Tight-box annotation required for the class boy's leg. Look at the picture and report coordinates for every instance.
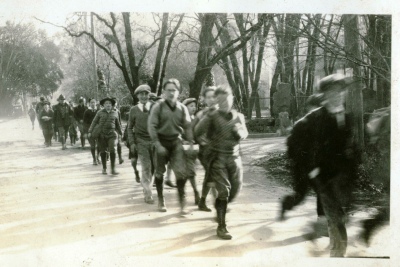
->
[137,139,154,204]
[154,142,169,212]
[169,140,188,214]
[227,155,243,203]
[108,136,118,175]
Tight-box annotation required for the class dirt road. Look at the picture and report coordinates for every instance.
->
[0,117,390,266]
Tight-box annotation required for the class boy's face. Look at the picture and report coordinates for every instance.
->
[186,102,197,116]
[204,91,215,107]
[216,93,233,113]
[103,100,112,111]
[324,84,345,108]
[90,99,96,109]
[163,84,180,103]
[138,92,149,104]
[44,104,49,111]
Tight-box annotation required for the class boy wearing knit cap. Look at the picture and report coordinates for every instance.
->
[195,85,248,240]
[127,84,155,204]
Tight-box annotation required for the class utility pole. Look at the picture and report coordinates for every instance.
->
[90,12,98,100]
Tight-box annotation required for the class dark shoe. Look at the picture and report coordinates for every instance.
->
[102,169,107,175]
[158,198,167,212]
[217,225,232,240]
[194,191,200,205]
[111,168,119,175]
[198,197,212,212]
[135,171,141,183]
[165,180,176,188]
[93,160,98,166]
[119,158,124,164]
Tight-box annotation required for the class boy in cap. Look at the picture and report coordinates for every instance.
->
[280,74,360,257]
[112,97,124,164]
[182,97,200,205]
[35,96,46,129]
[195,85,248,240]
[74,97,88,148]
[84,98,100,165]
[89,97,123,175]
[127,85,155,204]
[148,78,194,214]
[53,94,73,150]
[39,101,54,147]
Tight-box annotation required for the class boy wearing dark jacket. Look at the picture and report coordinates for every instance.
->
[194,85,248,240]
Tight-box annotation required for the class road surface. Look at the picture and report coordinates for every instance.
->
[0,116,390,266]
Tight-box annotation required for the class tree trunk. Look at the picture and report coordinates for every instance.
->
[343,14,364,149]
[151,13,169,93]
[158,14,184,95]
[122,12,138,97]
[189,14,216,98]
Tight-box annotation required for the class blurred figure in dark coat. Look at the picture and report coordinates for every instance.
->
[280,74,361,257]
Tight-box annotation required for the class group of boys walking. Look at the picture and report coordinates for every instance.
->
[125,78,248,240]
[29,73,384,256]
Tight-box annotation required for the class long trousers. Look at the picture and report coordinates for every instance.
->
[58,125,70,145]
[136,138,154,199]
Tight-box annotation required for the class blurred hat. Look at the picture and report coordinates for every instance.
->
[182,98,197,106]
[100,97,116,106]
[318,74,353,93]
[57,94,66,101]
[39,96,45,101]
[135,84,151,95]
[78,97,85,103]
[306,94,323,107]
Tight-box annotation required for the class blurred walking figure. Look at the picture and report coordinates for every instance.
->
[112,97,124,165]
[280,74,360,257]
[182,98,200,205]
[127,85,155,204]
[280,93,327,237]
[89,97,122,175]
[74,97,88,148]
[39,101,54,147]
[193,86,217,212]
[35,96,46,129]
[195,85,248,240]
[148,78,194,214]
[53,94,73,150]
[83,98,100,165]
[28,104,36,130]
[360,106,390,245]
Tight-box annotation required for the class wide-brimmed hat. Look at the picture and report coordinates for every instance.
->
[57,94,66,101]
[318,74,353,93]
[182,98,197,106]
[100,97,116,106]
[135,84,151,95]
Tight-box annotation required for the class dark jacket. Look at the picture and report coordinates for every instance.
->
[39,109,54,131]
[83,108,98,133]
[53,103,73,128]
[74,105,87,122]
[194,109,248,156]
[89,108,122,138]
[287,106,360,188]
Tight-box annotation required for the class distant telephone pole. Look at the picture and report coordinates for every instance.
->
[90,12,98,100]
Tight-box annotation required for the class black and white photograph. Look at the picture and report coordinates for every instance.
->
[0,0,397,266]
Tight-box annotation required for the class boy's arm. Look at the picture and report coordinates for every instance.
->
[127,107,136,144]
[148,102,161,144]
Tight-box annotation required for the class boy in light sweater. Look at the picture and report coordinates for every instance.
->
[148,78,194,214]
